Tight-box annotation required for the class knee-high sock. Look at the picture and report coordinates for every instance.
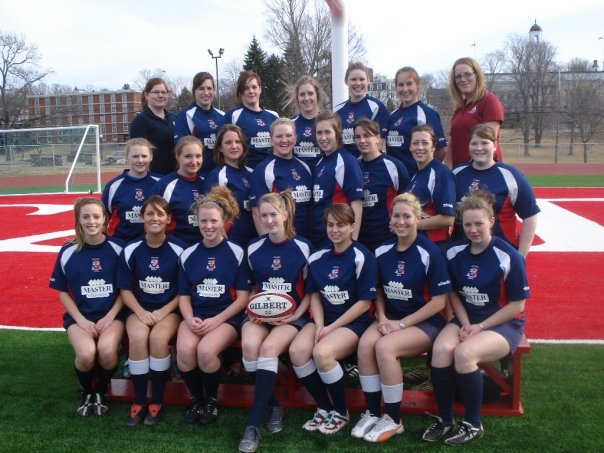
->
[129,358,150,405]
[293,359,332,412]
[359,374,382,416]
[200,369,222,401]
[431,365,456,424]
[149,355,171,405]
[75,366,95,394]
[180,368,203,401]
[96,365,117,394]
[456,369,483,428]
[319,363,346,415]
[247,357,279,427]
[382,382,403,424]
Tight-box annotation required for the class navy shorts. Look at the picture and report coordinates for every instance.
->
[63,309,126,330]
[386,313,444,343]
[242,313,310,331]
[326,314,372,339]
[451,317,525,353]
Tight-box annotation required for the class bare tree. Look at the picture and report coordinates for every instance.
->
[0,32,53,128]
[482,49,506,91]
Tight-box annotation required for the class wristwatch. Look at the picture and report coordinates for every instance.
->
[399,319,406,330]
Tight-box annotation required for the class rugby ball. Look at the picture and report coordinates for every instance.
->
[246,292,297,320]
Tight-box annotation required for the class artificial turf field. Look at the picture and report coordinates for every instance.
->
[0,179,603,452]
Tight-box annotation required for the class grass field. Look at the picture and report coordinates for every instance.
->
[526,175,604,187]
[1,330,601,452]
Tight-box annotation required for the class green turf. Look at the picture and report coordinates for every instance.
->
[0,186,96,195]
[526,175,604,187]
[0,330,602,452]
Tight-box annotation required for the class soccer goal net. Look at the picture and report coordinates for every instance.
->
[0,125,103,195]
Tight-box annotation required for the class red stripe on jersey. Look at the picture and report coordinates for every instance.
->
[498,197,519,247]
[107,206,120,236]
[332,184,349,205]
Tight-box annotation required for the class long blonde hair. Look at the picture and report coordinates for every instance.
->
[448,57,487,109]
[71,197,108,251]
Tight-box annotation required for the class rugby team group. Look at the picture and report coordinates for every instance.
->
[49,57,540,451]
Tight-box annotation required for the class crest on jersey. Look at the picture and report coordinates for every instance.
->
[363,171,370,185]
[243,177,250,188]
[208,119,218,129]
[149,256,160,271]
[206,258,216,271]
[469,179,481,192]
[271,256,282,271]
[347,112,355,124]
[328,266,340,280]
[317,166,325,178]
[135,189,144,201]
[395,261,405,277]
[256,119,266,127]
[193,190,199,201]
[91,258,102,272]
[303,127,312,138]
[394,117,403,127]
[291,168,301,181]
[467,265,479,280]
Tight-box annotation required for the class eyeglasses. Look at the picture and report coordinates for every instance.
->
[454,72,475,81]
[148,90,170,95]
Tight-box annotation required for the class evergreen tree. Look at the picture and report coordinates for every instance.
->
[242,36,284,114]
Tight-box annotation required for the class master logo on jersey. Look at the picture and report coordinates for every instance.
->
[252,131,271,148]
[466,265,479,280]
[139,276,170,294]
[81,278,113,298]
[206,257,216,271]
[312,184,324,202]
[271,256,282,271]
[91,258,102,272]
[261,276,292,293]
[148,256,160,271]
[383,281,412,301]
[363,189,377,208]
[460,286,488,306]
[321,285,349,305]
[395,261,405,277]
[196,278,226,298]
[135,188,145,201]
[387,131,404,147]
[328,266,340,280]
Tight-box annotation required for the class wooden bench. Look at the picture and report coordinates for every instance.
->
[109,337,530,416]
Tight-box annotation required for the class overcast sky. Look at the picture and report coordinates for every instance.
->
[2,0,603,90]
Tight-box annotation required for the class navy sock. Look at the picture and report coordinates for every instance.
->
[247,369,278,427]
[300,371,332,411]
[431,365,456,424]
[131,372,149,405]
[75,366,95,394]
[364,391,382,417]
[325,376,347,415]
[384,402,401,423]
[200,369,222,401]
[96,366,117,394]
[456,369,483,428]
[180,368,203,401]
[150,369,171,405]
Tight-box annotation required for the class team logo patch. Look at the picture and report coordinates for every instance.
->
[317,166,325,178]
[91,258,102,272]
[149,256,160,271]
[208,119,217,129]
[291,169,301,181]
[394,117,403,127]
[256,119,266,127]
[242,177,250,188]
[395,261,405,276]
[135,189,144,201]
[346,112,355,124]
[193,190,199,201]
[271,256,282,271]
[206,258,216,271]
[303,127,312,138]
[469,179,481,192]
[467,265,479,280]
[328,266,340,280]
[363,171,370,185]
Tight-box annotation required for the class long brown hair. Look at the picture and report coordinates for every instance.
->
[71,197,108,251]
[141,78,169,109]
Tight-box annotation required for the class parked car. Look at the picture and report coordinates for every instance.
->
[104,150,126,165]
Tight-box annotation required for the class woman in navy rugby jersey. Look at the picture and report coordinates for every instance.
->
[117,195,186,426]
[205,124,255,247]
[423,191,529,446]
[151,136,205,246]
[405,125,456,246]
[352,193,451,443]
[102,138,161,242]
[49,198,124,417]
[176,186,251,426]
[289,204,376,435]
[224,71,279,168]
[290,75,324,170]
[238,190,313,452]
[354,118,409,252]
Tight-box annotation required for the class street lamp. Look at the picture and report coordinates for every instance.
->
[208,48,225,109]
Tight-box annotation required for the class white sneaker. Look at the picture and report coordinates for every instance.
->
[363,414,404,443]
[319,410,349,435]
[351,410,380,438]
[302,408,330,432]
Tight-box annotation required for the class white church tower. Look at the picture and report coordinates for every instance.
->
[529,20,542,43]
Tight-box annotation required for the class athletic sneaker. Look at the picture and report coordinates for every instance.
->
[77,392,93,417]
[93,392,108,416]
[422,414,454,442]
[319,410,349,435]
[350,410,380,438]
[143,403,163,426]
[444,421,484,446]
[265,406,284,433]
[363,414,404,443]
[122,359,131,379]
[198,398,219,425]
[127,404,147,427]
[302,408,330,432]
[343,360,359,383]
[238,425,261,453]
[184,398,204,424]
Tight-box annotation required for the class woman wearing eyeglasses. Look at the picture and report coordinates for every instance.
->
[130,78,177,175]
[446,58,504,168]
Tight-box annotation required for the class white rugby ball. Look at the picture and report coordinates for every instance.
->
[246,292,297,320]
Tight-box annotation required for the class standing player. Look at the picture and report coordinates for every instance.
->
[352,193,451,443]
[173,72,225,178]
[423,191,529,446]
[290,75,324,170]
[250,118,312,238]
[102,138,161,242]
[238,191,313,453]
[204,124,255,247]
[452,124,539,258]
[354,118,409,252]
[130,78,176,175]
[151,136,205,246]
[224,71,279,168]
[118,195,186,426]
[49,197,124,417]
[289,204,377,435]
[311,111,364,248]
[334,62,389,157]
[405,125,456,246]
[387,67,448,177]
[176,186,251,426]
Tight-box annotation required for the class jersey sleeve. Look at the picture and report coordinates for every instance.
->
[504,249,530,302]
[425,243,453,296]
[511,168,541,219]
[375,103,390,139]
[116,251,134,291]
[173,109,191,144]
[249,164,269,207]
[49,249,68,292]
[129,113,148,139]
[480,92,505,124]
[426,108,448,150]
[341,154,364,201]
[356,248,377,301]
[235,253,252,291]
[434,167,456,216]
